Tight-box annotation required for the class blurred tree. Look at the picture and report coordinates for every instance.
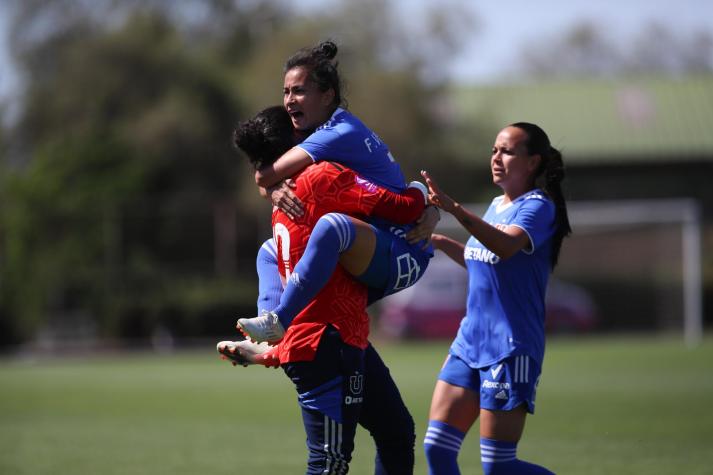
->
[0,0,482,345]
[519,21,713,79]
[1,2,256,342]
[519,22,626,79]
[629,22,713,75]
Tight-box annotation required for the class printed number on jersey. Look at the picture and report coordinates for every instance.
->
[274,223,292,282]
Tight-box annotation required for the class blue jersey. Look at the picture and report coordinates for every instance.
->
[450,189,556,369]
[298,107,432,256]
[297,108,406,193]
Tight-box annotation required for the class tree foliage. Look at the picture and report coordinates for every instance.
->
[519,21,713,79]
[0,0,473,345]
[1,2,250,342]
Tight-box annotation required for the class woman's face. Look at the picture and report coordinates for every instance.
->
[490,126,540,192]
[283,67,335,132]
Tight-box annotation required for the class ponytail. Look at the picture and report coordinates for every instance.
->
[539,146,571,269]
[510,122,572,269]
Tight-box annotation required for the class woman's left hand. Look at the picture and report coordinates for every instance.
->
[421,170,457,213]
[268,179,304,220]
[405,205,440,247]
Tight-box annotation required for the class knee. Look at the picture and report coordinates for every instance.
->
[313,213,354,252]
[398,413,416,446]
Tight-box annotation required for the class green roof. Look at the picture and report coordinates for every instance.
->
[449,76,713,164]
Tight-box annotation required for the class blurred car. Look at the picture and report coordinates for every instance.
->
[377,254,597,339]
[543,278,598,333]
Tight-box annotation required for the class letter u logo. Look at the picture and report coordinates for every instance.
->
[350,374,364,395]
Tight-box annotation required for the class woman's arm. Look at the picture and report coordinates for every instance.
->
[370,185,426,224]
[422,170,530,260]
[431,233,466,268]
[315,167,426,224]
[255,147,313,188]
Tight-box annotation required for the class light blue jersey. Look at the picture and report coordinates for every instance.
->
[297,108,406,193]
[298,107,432,258]
[450,189,556,369]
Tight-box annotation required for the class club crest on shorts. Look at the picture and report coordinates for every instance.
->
[349,373,364,395]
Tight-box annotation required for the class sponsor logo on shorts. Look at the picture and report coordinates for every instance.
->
[482,380,510,390]
[495,390,508,400]
[490,364,503,379]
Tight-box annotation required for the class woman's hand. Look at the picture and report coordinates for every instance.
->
[268,179,304,220]
[429,232,467,268]
[429,233,447,251]
[405,206,440,247]
[421,170,457,213]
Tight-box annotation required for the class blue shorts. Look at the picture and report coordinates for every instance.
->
[359,225,431,302]
[438,353,541,414]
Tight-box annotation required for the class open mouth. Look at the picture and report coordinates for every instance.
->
[288,111,304,120]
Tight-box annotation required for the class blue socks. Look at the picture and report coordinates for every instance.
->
[424,420,464,475]
[272,213,355,327]
[255,239,282,314]
[422,422,554,475]
[480,437,554,475]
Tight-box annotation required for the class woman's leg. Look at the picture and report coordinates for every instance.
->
[254,238,284,314]
[239,214,430,342]
[237,213,376,342]
[479,408,553,474]
[282,327,364,474]
[274,217,432,320]
[269,213,376,327]
[423,355,481,475]
[358,343,416,475]
[424,381,479,475]
[477,356,554,475]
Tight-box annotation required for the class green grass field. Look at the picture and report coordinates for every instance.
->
[1,334,712,474]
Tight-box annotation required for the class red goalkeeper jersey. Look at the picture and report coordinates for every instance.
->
[273,161,424,363]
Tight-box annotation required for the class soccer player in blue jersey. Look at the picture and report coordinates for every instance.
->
[255,41,408,199]
[237,41,438,343]
[420,123,571,475]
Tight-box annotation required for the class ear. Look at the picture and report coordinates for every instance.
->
[321,88,335,106]
[528,154,542,174]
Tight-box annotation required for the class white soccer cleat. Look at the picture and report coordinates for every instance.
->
[216,339,272,367]
[237,310,285,344]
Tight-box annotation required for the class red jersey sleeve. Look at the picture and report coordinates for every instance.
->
[307,162,424,223]
[371,187,425,223]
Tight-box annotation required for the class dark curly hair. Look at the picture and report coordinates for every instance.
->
[233,106,296,170]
